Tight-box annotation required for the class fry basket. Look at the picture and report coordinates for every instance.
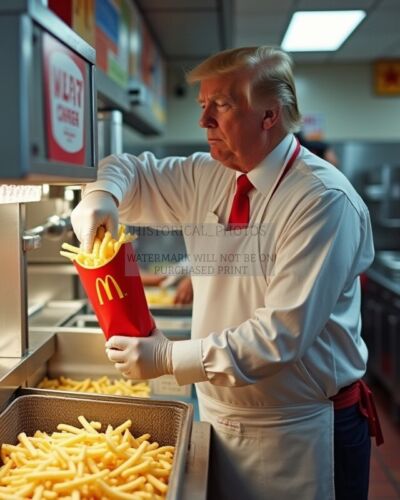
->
[0,390,193,499]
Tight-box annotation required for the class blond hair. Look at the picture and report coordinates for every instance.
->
[186,46,301,133]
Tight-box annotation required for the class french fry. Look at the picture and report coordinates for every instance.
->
[17,433,37,458]
[118,224,126,237]
[77,416,98,435]
[60,250,78,261]
[61,242,82,254]
[0,417,174,499]
[52,469,109,492]
[146,473,168,493]
[32,484,45,500]
[60,225,137,269]
[99,231,112,260]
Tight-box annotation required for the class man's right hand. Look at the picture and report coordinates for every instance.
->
[71,191,119,252]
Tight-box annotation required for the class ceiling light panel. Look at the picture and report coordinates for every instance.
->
[281,10,366,51]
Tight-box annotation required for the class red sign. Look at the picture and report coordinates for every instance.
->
[374,60,400,96]
[43,33,86,164]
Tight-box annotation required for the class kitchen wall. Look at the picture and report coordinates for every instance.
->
[295,63,400,142]
[123,62,400,151]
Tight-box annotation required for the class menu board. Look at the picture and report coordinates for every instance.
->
[95,0,131,87]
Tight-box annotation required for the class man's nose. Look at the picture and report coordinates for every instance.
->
[199,108,217,128]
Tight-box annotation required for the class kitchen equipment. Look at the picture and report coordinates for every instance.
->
[0,390,192,499]
[64,314,191,339]
[362,275,400,420]
[374,251,400,281]
[0,0,96,182]
[0,0,97,357]
[29,312,193,401]
[380,164,400,226]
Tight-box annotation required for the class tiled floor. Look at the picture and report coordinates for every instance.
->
[369,381,400,499]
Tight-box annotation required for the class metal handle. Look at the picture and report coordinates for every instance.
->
[23,234,42,251]
[24,214,71,242]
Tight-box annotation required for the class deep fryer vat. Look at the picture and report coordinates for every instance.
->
[0,392,192,499]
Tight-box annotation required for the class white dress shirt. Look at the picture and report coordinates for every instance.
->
[84,133,374,408]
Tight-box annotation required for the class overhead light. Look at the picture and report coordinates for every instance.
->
[281,10,366,51]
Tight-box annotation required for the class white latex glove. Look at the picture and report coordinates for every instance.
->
[105,329,173,380]
[71,190,118,252]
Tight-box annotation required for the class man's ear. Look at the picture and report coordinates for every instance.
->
[262,105,280,130]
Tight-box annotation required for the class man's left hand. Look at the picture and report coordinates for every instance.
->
[105,329,173,380]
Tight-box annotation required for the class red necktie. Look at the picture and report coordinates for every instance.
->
[228,174,254,229]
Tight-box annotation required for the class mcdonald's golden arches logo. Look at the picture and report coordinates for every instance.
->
[95,275,125,305]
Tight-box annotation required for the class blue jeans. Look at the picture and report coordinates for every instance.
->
[334,404,371,500]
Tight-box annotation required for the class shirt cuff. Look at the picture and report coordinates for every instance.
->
[82,182,123,205]
[172,339,207,385]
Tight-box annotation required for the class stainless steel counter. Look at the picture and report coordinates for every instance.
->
[28,299,195,401]
[28,300,87,328]
[0,331,55,409]
[183,422,210,500]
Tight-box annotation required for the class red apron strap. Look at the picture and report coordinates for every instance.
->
[330,380,384,446]
[330,381,360,409]
[269,138,300,200]
[358,380,384,446]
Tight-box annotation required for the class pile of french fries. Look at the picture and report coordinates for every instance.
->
[60,225,136,268]
[0,416,174,499]
[38,376,151,398]
[144,289,175,307]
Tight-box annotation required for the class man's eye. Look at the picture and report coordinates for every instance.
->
[216,102,228,108]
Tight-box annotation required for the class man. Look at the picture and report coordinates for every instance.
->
[71,46,381,500]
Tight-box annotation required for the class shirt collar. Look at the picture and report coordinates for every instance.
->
[243,133,296,197]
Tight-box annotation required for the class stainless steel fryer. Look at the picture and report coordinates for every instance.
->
[0,390,193,499]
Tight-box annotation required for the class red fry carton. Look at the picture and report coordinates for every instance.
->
[74,242,155,340]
